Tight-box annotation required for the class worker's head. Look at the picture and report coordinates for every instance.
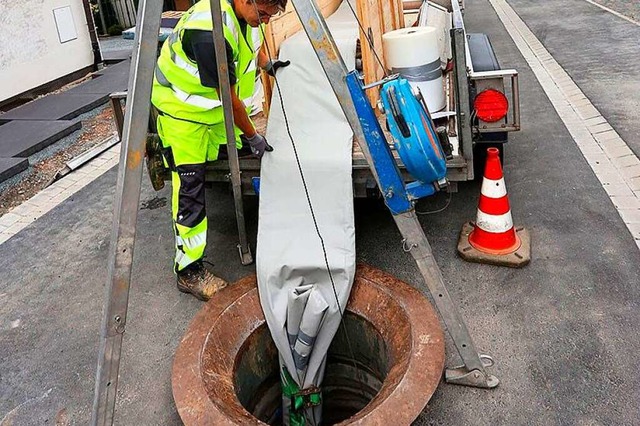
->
[235,0,287,26]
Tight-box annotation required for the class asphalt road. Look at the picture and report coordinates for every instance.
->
[1,0,639,425]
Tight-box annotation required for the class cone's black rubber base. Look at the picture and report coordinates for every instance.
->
[457,222,531,268]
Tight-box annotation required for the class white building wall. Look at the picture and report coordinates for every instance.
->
[0,0,94,103]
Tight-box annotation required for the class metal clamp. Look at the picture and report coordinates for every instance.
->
[237,243,253,266]
[362,73,400,90]
[293,385,322,408]
[445,354,499,388]
[224,171,243,181]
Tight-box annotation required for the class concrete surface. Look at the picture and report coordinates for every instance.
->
[96,59,131,78]
[101,50,132,65]
[1,0,640,425]
[507,0,640,157]
[0,144,120,245]
[0,158,28,183]
[0,120,81,158]
[66,72,129,96]
[99,34,134,65]
[0,93,108,123]
[584,0,640,24]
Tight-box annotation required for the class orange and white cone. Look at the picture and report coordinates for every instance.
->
[457,148,530,267]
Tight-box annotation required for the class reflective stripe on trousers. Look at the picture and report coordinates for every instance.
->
[172,168,208,272]
[175,227,207,271]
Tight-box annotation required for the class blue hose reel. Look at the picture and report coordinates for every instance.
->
[380,78,447,187]
[255,73,447,212]
[345,72,448,214]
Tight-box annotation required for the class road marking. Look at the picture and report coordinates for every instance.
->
[581,0,640,27]
[490,0,640,250]
[0,144,121,246]
[0,388,54,424]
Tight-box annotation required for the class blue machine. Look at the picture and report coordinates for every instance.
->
[345,72,447,214]
[380,78,447,186]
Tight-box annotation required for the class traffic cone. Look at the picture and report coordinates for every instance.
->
[457,148,530,267]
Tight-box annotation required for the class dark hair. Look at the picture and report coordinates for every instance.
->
[255,0,288,12]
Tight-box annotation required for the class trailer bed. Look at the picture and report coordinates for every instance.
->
[205,68,468,196]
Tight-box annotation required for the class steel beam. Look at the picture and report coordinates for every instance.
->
[91,1,163,424]
[208,0,253,265]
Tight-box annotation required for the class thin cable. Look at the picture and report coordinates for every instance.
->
[254,6,368,405]
[342,0,388,78]
[416,189,452,215]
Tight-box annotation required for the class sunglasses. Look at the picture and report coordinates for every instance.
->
[256,8,282,19]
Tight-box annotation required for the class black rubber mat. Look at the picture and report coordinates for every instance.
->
[96,59,131,77]
[0,120,82,158]
[102,49,132,64]
[0,93,108,122]
[66,71,129,96]
[0,157,28,183]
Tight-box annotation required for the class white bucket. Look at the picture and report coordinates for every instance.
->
[382,27,446,112]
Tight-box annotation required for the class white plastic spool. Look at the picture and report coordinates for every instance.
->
[382,27,446,112]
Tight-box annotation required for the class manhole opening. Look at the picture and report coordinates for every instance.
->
[233,312,391,425]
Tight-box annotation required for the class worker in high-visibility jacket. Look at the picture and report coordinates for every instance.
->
[151,0,290,301]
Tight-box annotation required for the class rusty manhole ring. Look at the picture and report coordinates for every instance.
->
[172,264,445,425]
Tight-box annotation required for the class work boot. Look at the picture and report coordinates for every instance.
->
[176,261,228,301]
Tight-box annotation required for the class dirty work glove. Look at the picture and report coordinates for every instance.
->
[264,59,291,77]
[244,133,273,159]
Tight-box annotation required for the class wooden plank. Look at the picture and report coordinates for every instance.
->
[262,0,345,114]
[266,0,343,51]
[263,0,404,113]
[260,71,272,117]
[356,0,374,89]
[173,0,192,11]
[357,0,401,107]
[392,0,406,30]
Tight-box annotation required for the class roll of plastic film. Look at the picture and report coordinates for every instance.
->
[382,27,446,112]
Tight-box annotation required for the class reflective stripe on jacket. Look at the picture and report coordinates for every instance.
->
[151,0,263,126]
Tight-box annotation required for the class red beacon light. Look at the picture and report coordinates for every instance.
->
[474,89,509,123]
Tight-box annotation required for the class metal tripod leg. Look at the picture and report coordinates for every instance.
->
[394,212,498,388]
[91,1,163,425]
[208,0,253,265]
[289,0,497,389]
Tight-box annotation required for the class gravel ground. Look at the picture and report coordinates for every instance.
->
[0,106,116,215]
[98,36,135,52]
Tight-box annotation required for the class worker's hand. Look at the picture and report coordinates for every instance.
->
[264,59,291,77]
[244,133,273,159]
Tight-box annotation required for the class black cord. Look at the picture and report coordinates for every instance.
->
[342,0,389,78]
[416,189,452,215]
